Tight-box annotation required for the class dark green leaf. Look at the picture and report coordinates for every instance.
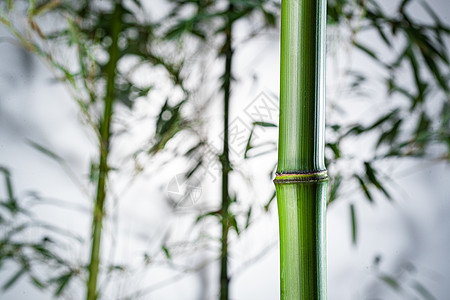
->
[229,214,239,236]
[0,167,15,205]
[264,191,276,212]
[52,271,73,296]
[195,210,221,223]
[245,207,252,229]
[2,267,27,290]
[378,274,401,292]
[350,203,357,245]
[376,119,402,149]
[30,275,46,290]
[364,162,391,200]
[326,142,341,159]
[353,41,378,60]
[354,174,374,204]
[162,245,171,260]
[253,121,277,128]
[367,109,399,131]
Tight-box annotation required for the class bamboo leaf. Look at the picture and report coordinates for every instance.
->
[2,267,27,290]
[350,203,357,245]
[253,121,277,128]
[30,275,46,289]
[412,281,436,300]
[195,210,221,223]
[27,140,62,162]
[373,22,392,48]
[367,109,399,131]
[0,167,14,203]
[229,214,239,236]
[354,174,374,204]
[364,162,391,200]
[0,166,19,214]
[378,274,401,292]
[162,245,171,260]
[244,128,255,159]
[353,41,378,60]
[264,191,276,212]
[244,207,252,229]
[52,271,73,296]
[326,142,341,159]
[376,119,402,149]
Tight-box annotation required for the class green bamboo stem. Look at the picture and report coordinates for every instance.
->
[220,3,234,300]
[275,0,328,299]
[86,3,123,300]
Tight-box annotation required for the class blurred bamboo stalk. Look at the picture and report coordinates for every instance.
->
[86,3,123,300]
[275,0,328,298]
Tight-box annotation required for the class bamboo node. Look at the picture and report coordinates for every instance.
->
[273,170,328,183]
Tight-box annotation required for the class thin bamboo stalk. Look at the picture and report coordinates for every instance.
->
[275,0,328,299]
[86,3,123,300]
[219,3,234,299]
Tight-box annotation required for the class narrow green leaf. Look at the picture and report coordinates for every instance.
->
[162,245,171,260]
[373,22,392,48]
[376,119,402,149]
[421,49,449,93]
[244,128,255,159]
[253,121,277,128]
[53,271,73,296]
[245,207,252,229]
[229,214,239,236]
[195,210,221,223]
[353,41,378,60]
[264,191,276,212]
[367,109,399,131]
[364,162,391,200]
[354,174,374,204]
[350,203,357,245]
[326,143,341,159]
[0,167,14,204]
[27,140,62,162]
[378,274,401,292]
[30,275,46,289]
[412,281,436,300]
[2,268,27,290]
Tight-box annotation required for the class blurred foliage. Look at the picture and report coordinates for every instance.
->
[324,0,450,249]
[160,1,280,297]
[0,0,192,150]
[0,0,196,298]
[371,254,436,299]
[0,166,79,296]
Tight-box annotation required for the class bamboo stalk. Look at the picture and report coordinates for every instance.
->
[86,3,123,300]
[275,0,328,299]
[219,3,234,299]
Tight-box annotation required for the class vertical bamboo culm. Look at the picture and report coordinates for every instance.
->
[86,3,123,300]
[220,2,234,299]
[274,0,328,299]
